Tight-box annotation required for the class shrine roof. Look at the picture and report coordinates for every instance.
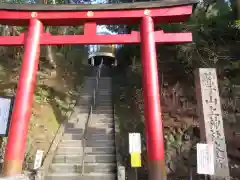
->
[0,0,198,11]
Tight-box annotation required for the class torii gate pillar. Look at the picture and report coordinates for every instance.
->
[140,16,165,180]
[3,18,43,176]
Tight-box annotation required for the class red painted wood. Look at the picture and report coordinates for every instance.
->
[84,22,97,35]
[0,31,192,45]
[4,18,43,162]
[141,15,166,180]
[0,5,193,26]
[141,16,164,161]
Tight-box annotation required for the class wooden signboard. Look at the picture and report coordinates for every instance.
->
[0,96,14,137]
[195,68,229,179]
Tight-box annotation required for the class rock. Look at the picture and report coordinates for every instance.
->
[236,113,240,121]
[227,113,237,124]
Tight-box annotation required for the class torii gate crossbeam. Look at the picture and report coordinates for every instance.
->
[0,1,197,179]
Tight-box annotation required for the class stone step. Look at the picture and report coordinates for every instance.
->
[65,122,114,129]
[83,115,114,119]
[98,84,112,86]
[98,89,111,91]
[59,140,83,147]
[95,102,112,105]
[97,87,111,90]
[88,123,114,129]
[53,154,116,164]
[84,147,116,154]
[66,115,114,124]
[97,93,111,96]
[98,88,111,90]
[95,104,112,107]
[88,124,114,129]
[75,103,91,106]
[86,128,115,134]
[61,134,114,142]
[98,80,112,82]
[97,89,112,91]
[64,128,84,134]
[95,99,112,102]
[87,128,115,133]
[96,97,112,100]
[96,92,111,95]
[88,120,114,124]
[65,123,84,129]
[63,127,114,135]
[91,110,113,114]
[87,134,115,141]
[93,106,113,109]
[97,90,111,93]
[95,79,111,82]
[76,110,113,114]
[97,90,112,93]
[95,101,112,103]
[45,173,116,180]
[56,147,83,155]
[98,81,112,83]
[59,140,115,147]
[83,163,116,173]
[94,105,113,108]
[86,140,115,147]
[92,111,113,114]
[92,107,113,110]
[62,133,115,140]
[94,104,112,107]
[97,93,112,96]
[84,155,116,163]
[99,77,112,80]
[52,154,82,164]
[64,121,114,131]
[87,114,113,118]
[92,108,113,111]
[62,134,83,140]
[49,163,116,173]
[56,147,116,155]
[90,118,114,122]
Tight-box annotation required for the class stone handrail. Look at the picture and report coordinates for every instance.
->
[81,59,103,174]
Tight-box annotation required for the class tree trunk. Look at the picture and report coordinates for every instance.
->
[231,0,240,20]
[43,0,57,69]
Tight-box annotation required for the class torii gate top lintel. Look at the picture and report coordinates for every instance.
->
[0,0,198,11]
[0,0,197,46]
[0,0,198,26]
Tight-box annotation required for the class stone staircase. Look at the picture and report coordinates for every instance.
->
[45,71,116,180]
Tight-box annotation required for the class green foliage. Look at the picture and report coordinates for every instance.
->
[1,0,24,3]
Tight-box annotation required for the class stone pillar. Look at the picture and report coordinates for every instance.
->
[195,68,229,179]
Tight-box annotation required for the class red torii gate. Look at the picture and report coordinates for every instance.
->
[0,0,197,179]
